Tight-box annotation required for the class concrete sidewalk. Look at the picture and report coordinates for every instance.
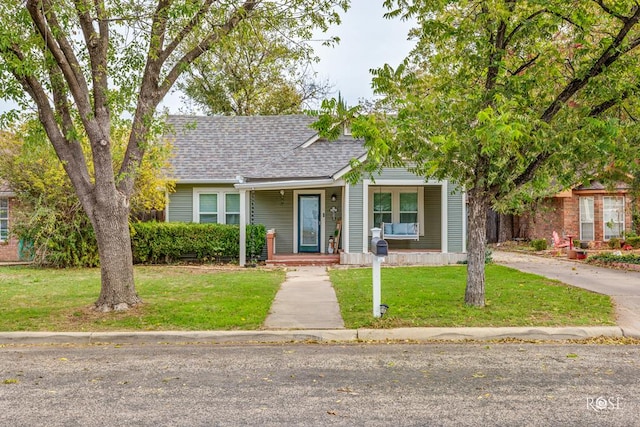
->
[493,250,640,338]
[263,266,344,329]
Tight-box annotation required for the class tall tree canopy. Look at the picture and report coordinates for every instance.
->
[317,0,640,306]
[0,0,349,311]
[178,19,331,115]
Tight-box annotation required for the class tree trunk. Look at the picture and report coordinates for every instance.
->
[90,189,141,312]
[498,213,513,242]
[465,189,489,307]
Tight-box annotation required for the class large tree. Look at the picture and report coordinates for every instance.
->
[179,19,331,115]
[0,0,348,311]
[317,0,640,306]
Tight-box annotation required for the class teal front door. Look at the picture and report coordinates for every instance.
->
[298,194,320,253]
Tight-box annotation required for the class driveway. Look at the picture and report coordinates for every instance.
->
[493,250,640,337]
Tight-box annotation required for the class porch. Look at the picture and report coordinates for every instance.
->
[265,250,467,267]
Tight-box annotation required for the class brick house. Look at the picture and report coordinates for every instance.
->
[0,181,20,262]
[520,181,635,247]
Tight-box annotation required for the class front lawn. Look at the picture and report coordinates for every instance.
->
[0,266,285,331]
[329,265,615,328]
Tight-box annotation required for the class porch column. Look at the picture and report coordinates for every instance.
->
[239,189,247,266]
[441,181,449,253]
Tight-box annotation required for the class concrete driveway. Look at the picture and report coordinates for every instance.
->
[493,250,640,337]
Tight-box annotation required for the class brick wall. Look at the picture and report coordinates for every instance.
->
[0,197,20,262]
[520,191,634,246]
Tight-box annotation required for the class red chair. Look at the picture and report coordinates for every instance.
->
[552,231,570,248]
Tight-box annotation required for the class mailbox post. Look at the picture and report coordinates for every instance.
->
[370,228,388,318]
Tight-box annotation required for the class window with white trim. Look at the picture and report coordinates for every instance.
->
[193,189,240,224]
[579,197,594,241]
[0,198,8,242]
[368,187,424,235]
[225,193,240,225]
[603,196,624,240]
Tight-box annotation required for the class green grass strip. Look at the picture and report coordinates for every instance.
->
[329,265,615,328]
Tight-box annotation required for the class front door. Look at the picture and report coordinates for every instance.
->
[298,194,320,253]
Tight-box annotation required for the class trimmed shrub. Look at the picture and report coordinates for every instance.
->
[131,222,266,264]
[531,238,548,251]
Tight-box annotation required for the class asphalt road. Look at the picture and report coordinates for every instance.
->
[0,342,638,426]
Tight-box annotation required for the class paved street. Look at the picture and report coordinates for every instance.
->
[1,342,638,426]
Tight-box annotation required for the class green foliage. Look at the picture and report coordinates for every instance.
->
[316,1,640,306]
[625,236,640,249]
[588,253,640,266]
[179,19,331,115]
[531,239,548,251]
[608,238,622,249]
[131,222,266,264]
[0,123,173,267]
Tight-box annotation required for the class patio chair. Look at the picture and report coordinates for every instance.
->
[552,231,570,248]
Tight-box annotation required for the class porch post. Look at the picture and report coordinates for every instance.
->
[239,189,247,266]
[441,181,449,253]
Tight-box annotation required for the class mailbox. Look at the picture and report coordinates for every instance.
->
[374,239,388,257]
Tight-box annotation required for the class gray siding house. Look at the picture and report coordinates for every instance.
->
[164,115,467,266]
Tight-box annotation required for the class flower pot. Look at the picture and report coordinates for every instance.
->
[568,249,577,259]
[576,250,587,260]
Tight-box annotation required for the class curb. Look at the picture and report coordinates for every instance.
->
[0,326,625,345]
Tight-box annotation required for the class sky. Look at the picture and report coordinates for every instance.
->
[163,0,416,112]
[1,1,416,115]
[308,0,416,106]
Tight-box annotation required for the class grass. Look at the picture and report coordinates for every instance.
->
[0,266,285,331]
[329,265,615,328]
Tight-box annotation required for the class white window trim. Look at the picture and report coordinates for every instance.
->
[0,197,8,242]
[579,196,595,241]
[192,187,240,224]
[367,186,425,236]
[603,196,625,241]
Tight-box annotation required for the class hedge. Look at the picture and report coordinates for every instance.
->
[131,222,267,264]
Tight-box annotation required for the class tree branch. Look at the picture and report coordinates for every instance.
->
[26,0,93,124]
[118,1,261,196]
[541,8,640,123]
[1,43,93,199]
[592,0,630,22]
[509,53,540,76]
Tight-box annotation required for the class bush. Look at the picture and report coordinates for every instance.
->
[625,236,640,249]
[608,237,622,249]
[531,238,548,251]
[587,253,640,265]
[131,222,266,264]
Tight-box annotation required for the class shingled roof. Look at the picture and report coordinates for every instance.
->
[165,115,366,183]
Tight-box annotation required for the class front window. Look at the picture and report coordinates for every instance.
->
[199,194,218,223]
[373,192,392,226]
[399,192,418,223]
[0,198,8,241]
[579,197,594,241]
[603,196,624,240]
[368,186,424,235]
[193,189,241,224]
[225,193,240,225]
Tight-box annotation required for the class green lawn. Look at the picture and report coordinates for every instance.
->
[0,264,616,332]
[0,266,285,331]
[329,265,615,328]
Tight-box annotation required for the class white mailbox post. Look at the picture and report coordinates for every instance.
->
[370,227,387,318]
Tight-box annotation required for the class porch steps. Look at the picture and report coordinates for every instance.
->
[266,254,340,267]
